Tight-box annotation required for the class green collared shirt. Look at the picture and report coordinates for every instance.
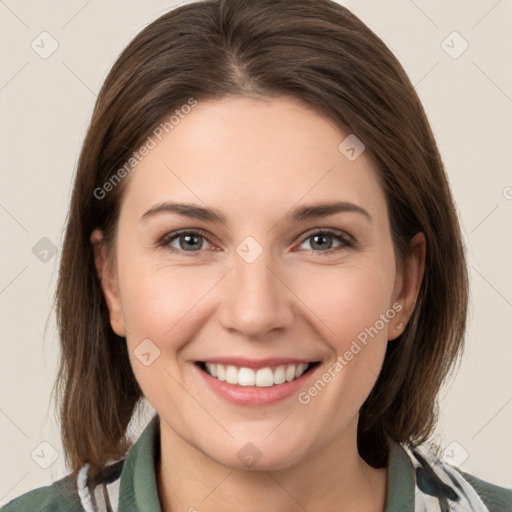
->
[2,414,511,511]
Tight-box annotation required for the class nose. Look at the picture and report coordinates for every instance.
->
[218,249,295,339]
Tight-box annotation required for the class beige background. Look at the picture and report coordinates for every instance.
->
[1,0,511,504]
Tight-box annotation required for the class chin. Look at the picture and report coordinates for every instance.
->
[207,440,308,472]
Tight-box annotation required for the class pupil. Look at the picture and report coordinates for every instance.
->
[312,234,332,250]
[181,234,201,251]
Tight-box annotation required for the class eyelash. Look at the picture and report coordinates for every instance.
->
[157,228,354,256]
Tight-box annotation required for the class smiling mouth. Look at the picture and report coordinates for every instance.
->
[195,361,321,388]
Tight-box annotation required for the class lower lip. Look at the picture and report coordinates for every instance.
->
[195,363,320,406]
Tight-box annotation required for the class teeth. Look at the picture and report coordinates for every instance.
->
[239,367,255,386]
[203,362,310,387]
[285,365,296,382]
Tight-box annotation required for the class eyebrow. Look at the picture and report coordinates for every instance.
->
[140,200,372,224]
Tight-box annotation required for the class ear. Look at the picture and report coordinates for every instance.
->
[388,232,426,341]
[90,229,127,337]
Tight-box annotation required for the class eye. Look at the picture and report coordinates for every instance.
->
[159,229,215,254]
[158,228,353,256]
[296,229,352,254]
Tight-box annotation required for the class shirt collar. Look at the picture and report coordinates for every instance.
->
[117,414,416,511]
[385,438,417,511]
[118,414,162,512]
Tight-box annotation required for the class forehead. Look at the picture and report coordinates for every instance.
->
[119,96,387,224]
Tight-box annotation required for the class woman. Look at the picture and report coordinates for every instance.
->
[2,0,511,510]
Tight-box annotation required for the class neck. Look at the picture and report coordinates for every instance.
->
[156,417,388,512]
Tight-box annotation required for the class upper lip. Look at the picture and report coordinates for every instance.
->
[197,357,318,370]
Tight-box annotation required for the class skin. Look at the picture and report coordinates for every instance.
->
[91,96,425,512]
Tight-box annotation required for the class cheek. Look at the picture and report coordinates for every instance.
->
[117,261,217,399]
[120,267,199,334]
[294,265,397,415]
[292,261,397,409]
[117,248,220,349]
[293,261,396,346]
[287,263,398,429]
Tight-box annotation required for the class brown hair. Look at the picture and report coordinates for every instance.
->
[54,0,468,478]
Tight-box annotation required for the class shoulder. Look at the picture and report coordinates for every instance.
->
[1,459,125,512]
[0,473,82,512]
[456,468,512,511]
[404,442,512,511]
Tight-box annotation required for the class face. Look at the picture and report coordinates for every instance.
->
[92,95,423,471]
